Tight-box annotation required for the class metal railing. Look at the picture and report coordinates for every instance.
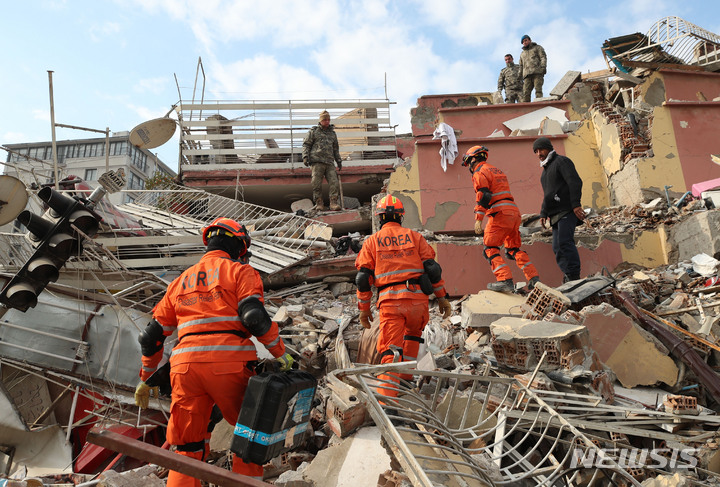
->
[604,16,720,71]
[177,99,398,166]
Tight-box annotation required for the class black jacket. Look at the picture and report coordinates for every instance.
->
[540,152,583,218]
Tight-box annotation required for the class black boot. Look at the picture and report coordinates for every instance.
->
[488,279,514,293]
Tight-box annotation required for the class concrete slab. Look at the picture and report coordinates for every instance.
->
[460,291,526,329]
[550,71,582,97]
[581,303,678,388]
[303,426,391,487]
[670,210,720,263]
[312,208,372,236]
[503,106,568,132]
[490,316,601,372]
[291,198,315,213]
[491,316,587,341]
[539,118,564,135]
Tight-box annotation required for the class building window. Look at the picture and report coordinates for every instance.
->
[110,141,127,156]
[85,168,97,181]
[128,171,145,190]
[123,194,136,204]
[129,146,148,173]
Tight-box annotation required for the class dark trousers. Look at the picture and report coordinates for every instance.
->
[551,213,581,280]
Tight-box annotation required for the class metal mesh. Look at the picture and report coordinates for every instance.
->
[333,363,650,486]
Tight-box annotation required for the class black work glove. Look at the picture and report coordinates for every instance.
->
[303,158,310,167]
[336,161,342,171]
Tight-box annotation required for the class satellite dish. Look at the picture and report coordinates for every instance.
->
[129,117,177,149]
[0,175,29,226]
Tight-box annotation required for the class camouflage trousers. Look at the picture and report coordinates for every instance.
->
[522,74,544,102]
[505,89,521,103]
[311,163,339,202]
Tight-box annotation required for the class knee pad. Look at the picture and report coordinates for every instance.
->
[175,440,205,453]
[483,246,501,263]
[505,247,520,261]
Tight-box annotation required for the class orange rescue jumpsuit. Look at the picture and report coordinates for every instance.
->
[141,250,286,485]
[355,222,447,397]
[472,161,539,283]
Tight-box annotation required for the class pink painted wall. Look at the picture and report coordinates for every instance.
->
[411,93,494,136]
[436,236,624,296]
[438,100,572,138]
[415,136,567,233]
[660,69,720,101]
[665,102,720,188]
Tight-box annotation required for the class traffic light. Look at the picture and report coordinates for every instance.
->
[0,187,102,312]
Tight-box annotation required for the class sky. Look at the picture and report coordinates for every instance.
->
[1,0,719,174]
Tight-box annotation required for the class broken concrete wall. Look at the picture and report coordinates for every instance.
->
[669,209,720,262]
[410,93,493,136]
[580,303,679,388]
[591,108,624,178]
[386,152,423,230]
[608,156,651,205]
[563,119,610,210]
[490,316,604,373]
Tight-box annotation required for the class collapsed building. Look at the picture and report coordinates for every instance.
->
[3,14,720,487]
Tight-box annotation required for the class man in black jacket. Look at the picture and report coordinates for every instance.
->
[533,137,585,282]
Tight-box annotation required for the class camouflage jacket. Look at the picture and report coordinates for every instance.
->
[519,42,547,78]
[302,124,341,165]
[497,63,523,92]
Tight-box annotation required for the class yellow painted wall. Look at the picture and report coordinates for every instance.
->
[590,110,623,177]
[619,225,670,268]
[635,106,687,196]
[387,148,423,228]
[563,121,610,210]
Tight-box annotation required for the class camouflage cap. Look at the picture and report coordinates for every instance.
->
[319,110,330,121]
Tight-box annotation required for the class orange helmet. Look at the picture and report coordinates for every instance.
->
[202,217,251,250]
[462,145,489,166]
[375,195,405,217]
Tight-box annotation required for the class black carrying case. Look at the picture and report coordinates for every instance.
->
[231,369,317,464]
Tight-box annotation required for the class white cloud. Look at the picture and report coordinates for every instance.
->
[1,131,31,144]
[207,55,330,99]
[89,22,121,43]
[32,110,50,122]
[134,77,170,95]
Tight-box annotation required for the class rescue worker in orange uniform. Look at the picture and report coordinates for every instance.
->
[134,218,292,485]
[355,195,452,398]
[462,146,540,293]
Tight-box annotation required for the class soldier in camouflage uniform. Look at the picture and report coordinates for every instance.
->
[302,110,343,211]
[497,54,522,103]
[519,35,547,102]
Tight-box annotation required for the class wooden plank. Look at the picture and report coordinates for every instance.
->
[180,158,397,171]
[95,235,201,247]
[182,130,396,141]
[180,101,390,111]
[621,60,705,71]
[86,429,271,487]
[180,118,390,127]
[116,255,280,274]
[581,69,615,80]
[182,145,396,156]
